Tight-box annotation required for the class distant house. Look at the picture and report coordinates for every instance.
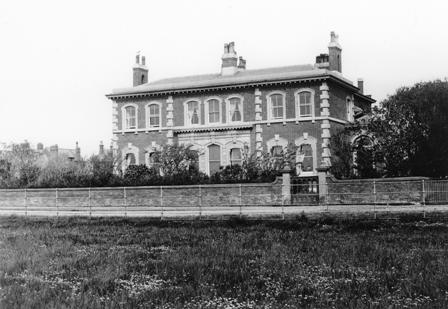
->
[34,142,81,168]
[106,32,375,176]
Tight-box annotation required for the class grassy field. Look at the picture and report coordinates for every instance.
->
[1,215,448,308]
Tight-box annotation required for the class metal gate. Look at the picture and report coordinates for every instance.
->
[291,176,319,205]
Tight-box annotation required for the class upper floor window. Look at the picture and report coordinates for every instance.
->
[297,91,313,117]
[207,99,221,124]
[230,148,242,166]
[124,105,137,129]
[268,92,285,120]
[186,100,200,126]
[228,96,243,122]
[146,103,161,128]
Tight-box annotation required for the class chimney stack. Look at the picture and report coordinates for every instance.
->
[315,53,329,69]
[37,143,44,152]
[75,142,81,161]
[237,56,246,70]
[99,141,105,157]
[221,42,239,76]
[133,52,148,87]
[50,144,58,155]
[357,79,364,94]
[328,31,342,73]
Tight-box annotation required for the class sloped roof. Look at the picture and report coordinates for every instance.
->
[108,64,356,97]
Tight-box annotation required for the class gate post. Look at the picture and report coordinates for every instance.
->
[316,167,330,205]
[281,164,292,205]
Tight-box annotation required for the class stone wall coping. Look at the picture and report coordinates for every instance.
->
[326,175,430,184]
[0,182,279,193]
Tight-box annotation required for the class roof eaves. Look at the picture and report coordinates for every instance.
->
[106,75,330,100]
[354,92,376,103]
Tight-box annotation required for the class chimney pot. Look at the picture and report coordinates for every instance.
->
[142,56,146,66]
[238,56,246,70]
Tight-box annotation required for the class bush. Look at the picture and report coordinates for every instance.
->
[0,143,290,188]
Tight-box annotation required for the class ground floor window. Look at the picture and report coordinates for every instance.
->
[271,146,283,157]
[298,144,313,172]
[125,153,136,166]
[230,148,242,166]
[208,144,221,175]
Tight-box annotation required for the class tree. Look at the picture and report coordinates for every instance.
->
[329,129,355,179]
[90,153,123,186]
[0,142,41,187]
[151,144,208,184]
[370,80,448,177]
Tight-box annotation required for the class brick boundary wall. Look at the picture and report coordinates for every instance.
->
[0,174,446,218]
[323,175,432,205]
[0,180,284,217]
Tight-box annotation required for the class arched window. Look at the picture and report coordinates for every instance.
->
[295,135,317,176]
[298,144,313,172]
[268,92,285,120]
[145,152,156,167]
[207,99,221,124]
[124,106,137,129]
[228,97,243,122]
[147,103,161,128]
[125,153,136,166]
[230,148,242,166]
[271,145,283,157]
[208,144,221,175]
[185,100,200,126]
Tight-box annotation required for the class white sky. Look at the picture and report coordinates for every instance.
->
[1,0,447,155]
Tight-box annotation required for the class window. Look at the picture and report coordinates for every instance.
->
[268,93,285,120]
[295,89,315,119]
[298,91,312,117]
[271,146,283,157]
[228,97,242,122]
[207,99,220,124]
[346,97,354,122]
[208,144,221,175]
[186,101,200,125]
[146,152,156,167]
[230,148,242,166]
[298,144,313,172]
[125,153,136,166]
[147,103,160,127]
[124,106,136,129]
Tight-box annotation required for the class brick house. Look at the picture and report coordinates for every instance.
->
[106,32,375,176]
